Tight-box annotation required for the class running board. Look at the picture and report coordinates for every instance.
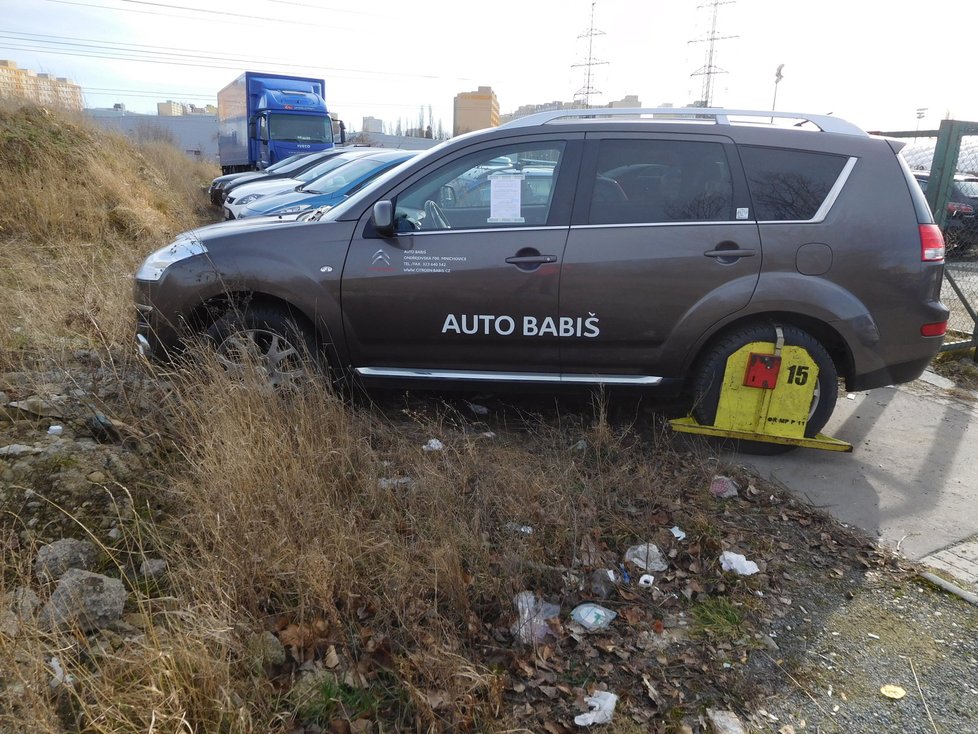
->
[355,367,663,386]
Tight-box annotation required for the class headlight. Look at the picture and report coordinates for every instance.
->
[236,193,264,205]
[275,204,312,215]
[135,237,207,281]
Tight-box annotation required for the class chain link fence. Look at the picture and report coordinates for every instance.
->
[884,122,978,357]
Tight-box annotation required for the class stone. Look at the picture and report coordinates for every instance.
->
[0,587,40,636]
[139,558,167,579]
[0,444,42,457]
[86,471,107,484]
[706,708,747,734]
[40,569,127,632]
[34,538,99,581]
[248,630,287,667]
[7,397,65,419]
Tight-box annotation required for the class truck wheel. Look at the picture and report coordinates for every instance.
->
[691,323,838,454]
[206,304,319,390]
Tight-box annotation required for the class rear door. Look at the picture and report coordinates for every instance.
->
[341,136,582,374]
[559,133,761,378]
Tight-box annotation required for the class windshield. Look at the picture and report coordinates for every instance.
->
[264,152,310,173]
[268,113,332,144]
[957,180,978,197]
[305,158,388,194]
[296,151,371,183]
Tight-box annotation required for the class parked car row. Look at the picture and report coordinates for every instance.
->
[208,147,418,221]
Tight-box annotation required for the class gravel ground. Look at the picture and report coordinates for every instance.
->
[748,570,978,734]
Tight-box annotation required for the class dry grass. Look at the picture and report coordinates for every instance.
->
[0,100,216,360]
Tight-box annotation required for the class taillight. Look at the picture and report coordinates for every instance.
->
[947,202,975,216]
[921,321,948,337]
[920,224,945,262]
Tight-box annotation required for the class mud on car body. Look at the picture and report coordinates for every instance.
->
[135,107,948,438]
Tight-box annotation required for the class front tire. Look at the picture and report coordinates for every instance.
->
[691,323,838,454]
[205,304,319,390]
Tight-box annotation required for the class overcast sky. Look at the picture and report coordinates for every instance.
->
[3,0,974,134]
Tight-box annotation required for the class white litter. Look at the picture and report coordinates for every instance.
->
[720,551,760,576]
[571,603,617,631]
[710,475,740,499]
[624,543,668,572]
[48,656,75,689]
[422,438,444,452]
[574,691,618,726]
[466,402,489,416]
[670,526,686,541]
[511,591,560,644]
[47,425,64,436]
[638,574,655,587]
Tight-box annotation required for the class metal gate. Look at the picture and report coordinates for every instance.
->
[875,119,978,358]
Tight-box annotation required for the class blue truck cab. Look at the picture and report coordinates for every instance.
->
[217,72,335,174]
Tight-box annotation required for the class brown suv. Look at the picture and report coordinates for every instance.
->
[134,108,949,439]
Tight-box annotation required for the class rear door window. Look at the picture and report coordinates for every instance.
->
[586,139,734,225]
[740,146,849,221]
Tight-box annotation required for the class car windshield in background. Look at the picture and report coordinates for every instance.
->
[304,157,391,194]
[264,153,310,173]
[295,151,372,184]
[268,113,332,143]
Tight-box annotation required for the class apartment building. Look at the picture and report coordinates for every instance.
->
[0,60,83,110]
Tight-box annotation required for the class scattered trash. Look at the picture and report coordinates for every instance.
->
[48,656,75,689]
[719,551,760,576]
[638,574,655,587]
[867,632,880,640]
[87,413,120,443]
[570,603,617,631]
[571,438,588,452]
[511,591,560,644]
[574,690,618,726]
[466,402,489,416]
[590,568,617,599]
[47,425,63,436]
[670,526,686,541]
[503,522,534,536]
[710,475,740,499]
[480,431,496,439]
[880,684,906,700]
[624,543,668,572]
[846,393,856,400]
[422,438,444,452]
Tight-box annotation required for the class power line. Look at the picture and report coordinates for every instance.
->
[0,36,471,83]
[43,0,359,32]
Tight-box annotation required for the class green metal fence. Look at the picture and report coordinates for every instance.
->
[876,120,978,358]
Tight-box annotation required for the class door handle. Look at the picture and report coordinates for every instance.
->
[505,255,558,264]
[704,249,755,258]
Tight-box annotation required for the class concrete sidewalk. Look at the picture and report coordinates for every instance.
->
[739,374,978,590]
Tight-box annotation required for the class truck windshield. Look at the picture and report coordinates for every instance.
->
[268,114,332,144]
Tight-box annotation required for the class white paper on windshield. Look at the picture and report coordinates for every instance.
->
[488,173,525,223]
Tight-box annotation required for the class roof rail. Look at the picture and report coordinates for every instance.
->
[499,107,867,137]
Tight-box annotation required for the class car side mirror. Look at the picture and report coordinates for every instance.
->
[372,200,394,236]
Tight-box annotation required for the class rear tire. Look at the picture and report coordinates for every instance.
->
[691,323,838,455]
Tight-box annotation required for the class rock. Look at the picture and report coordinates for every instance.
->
[7,397,65,419]
[139,558,167,579]
[35,538,99,581]
[377,477,414,491]
[0,444,42,457]
[40,569,127,632]
[0,587,40,636]
[248,630,287,667]
[589,568,618,599]
[86,471,107,483]
[422,438,444,452]
[706,708,747,734]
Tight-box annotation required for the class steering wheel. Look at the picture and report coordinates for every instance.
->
[423,199,451,230]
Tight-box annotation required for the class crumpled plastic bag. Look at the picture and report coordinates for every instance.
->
[624,543,668,572]
[511,591,560,644]
[574,690,618,726]
[570,603,617,631]
[719,551,760,576]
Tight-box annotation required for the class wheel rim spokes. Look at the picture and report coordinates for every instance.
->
[218,329,306,388]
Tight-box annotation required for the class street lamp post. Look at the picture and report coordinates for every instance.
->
[914,107,928,142]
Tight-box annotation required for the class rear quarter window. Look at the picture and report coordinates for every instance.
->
[740,146,848,221]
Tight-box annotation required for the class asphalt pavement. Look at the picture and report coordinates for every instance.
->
[739,371,978,590]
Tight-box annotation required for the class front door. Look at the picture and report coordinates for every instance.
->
[341,138,582,375]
